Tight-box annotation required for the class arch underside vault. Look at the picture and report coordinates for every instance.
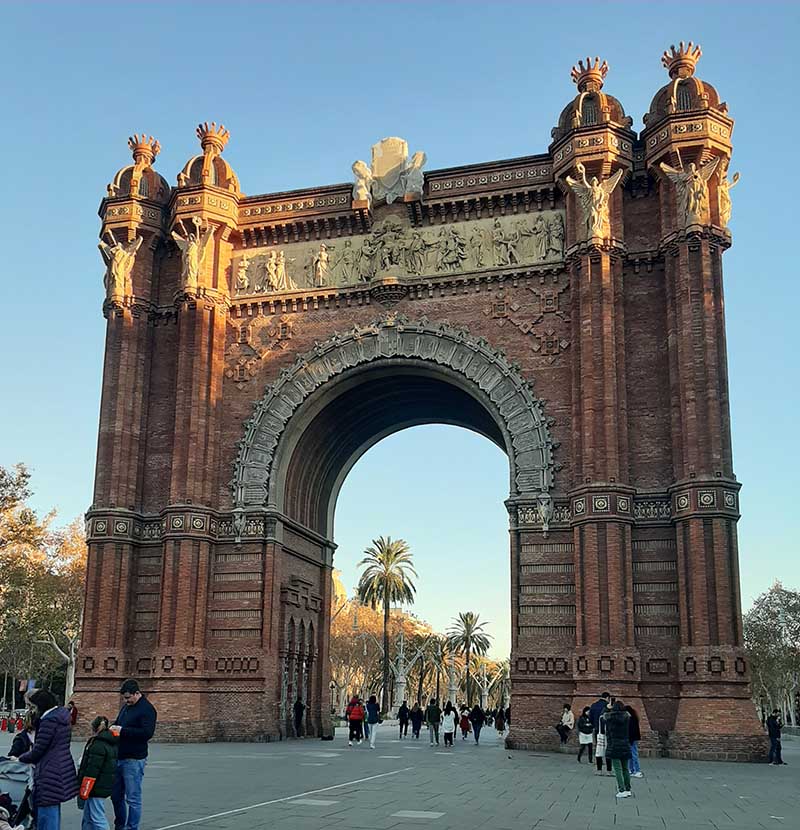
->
[233,314,559,535]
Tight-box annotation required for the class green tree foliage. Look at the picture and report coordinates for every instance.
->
[446,611,492,706]
[357,536,417,712]
[0,464,87,705]
[744,582,800,724]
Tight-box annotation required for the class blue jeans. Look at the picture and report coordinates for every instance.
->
[628,740,641,773]
[81,798,110,830]
[111,758,146,830]
[37,804,61,830]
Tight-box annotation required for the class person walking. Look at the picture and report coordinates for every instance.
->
[459,709,471,740]
[110,679,157,830]
[345,696,364,746]
[441,703,457,748]
[594,703,613,775]
[625,704,643,777]
[425,698,441,746]
[76,716,118,830]
[409,703,424,739]
[365,695,381,749]
[555,703,574,746]
[604,700,632,798]
[8,711,35,758]
[397,701,410,739]
[576,706,594,763]
[292,697,305,738]
[12,689,78,830]
[495,708,506,736]
[469,704,485,745]
[766,709,786,765]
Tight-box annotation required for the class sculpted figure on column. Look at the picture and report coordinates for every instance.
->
[717,159,740,227]
[565,162,623,240]
[659,156,720,228]
[352,160,373,207]
[171,217,215,292]
[98,234,143,299]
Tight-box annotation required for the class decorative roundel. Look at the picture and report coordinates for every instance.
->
[114,521,128,534]
[191,517,205,530]
[171,516,184,529]
[574,498,586,515]
[723,492,737,508]
[95,520,107,533]
[593,496,610,511]
[617,497,630,512]
[698,491,715,507]
[676,494,690,510]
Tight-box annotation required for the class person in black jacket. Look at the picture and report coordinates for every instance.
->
[576,706,594,763]
[625,705,643,777]
[77,716,118,830]
[468,705,485,745]
[604,700,632,798]
[110,680,157,830]
[766,710,785,765]
[397,701,410,738]
[8,712,35,758]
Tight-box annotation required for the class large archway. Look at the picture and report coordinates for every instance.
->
[232,315,557,737]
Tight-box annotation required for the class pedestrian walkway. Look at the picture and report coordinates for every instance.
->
[60,730,798,830]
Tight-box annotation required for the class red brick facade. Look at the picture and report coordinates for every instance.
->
[76,47,767,759]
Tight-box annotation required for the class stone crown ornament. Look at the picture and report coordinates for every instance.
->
[127,134,160,167]
[662,41,702,79]
[196,121,230,157]
[570,56,608,92]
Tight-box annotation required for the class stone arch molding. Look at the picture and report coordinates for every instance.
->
[232,313,558,516]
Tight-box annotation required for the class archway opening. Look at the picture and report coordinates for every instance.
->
[331,424,511,714]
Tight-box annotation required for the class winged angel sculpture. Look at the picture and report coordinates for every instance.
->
[171,217,215,292]
[98,234,143,299]
[565,162,624,240]
[659,157,720,228]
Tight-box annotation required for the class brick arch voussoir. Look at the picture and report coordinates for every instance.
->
[232,313,557,513]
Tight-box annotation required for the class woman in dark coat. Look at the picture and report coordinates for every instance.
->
[604,700,632,798]
[9,711,35,758]
[13,689,78,830]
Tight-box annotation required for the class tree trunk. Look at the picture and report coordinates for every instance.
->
[382,597,390,713]
[466,644,471,706]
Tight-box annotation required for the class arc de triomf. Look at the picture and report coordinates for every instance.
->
[77,43,764,760]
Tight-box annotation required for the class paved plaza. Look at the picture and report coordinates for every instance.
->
[56,728,797,830]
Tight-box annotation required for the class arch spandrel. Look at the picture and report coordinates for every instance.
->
[232,314,558,521]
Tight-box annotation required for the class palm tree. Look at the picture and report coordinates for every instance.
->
[446,611,492,706]
[357,536,417,712]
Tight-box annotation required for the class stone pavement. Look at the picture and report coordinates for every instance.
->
[58,728,797,830]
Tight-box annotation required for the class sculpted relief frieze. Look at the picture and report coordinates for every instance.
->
[232,211,565,298]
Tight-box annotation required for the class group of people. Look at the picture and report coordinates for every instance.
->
[554,692,643,799]
[2,680,157,830]
[344,697,510,750]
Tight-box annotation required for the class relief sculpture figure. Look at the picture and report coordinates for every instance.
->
[274,251,298,291]
[358,237,378,282]
[469,226,486,268]
[332,240,356,285]
[532,215,549,261]
[171,217,215,292]
[312,243,332,287]
[236,255,250,293]
[98,234,143,298]
[717,159,740,228]
[659,156,720,228]
[492,218,520,266]
[565,162,623,240]
[436,227,467,273]
[547,214,565,258]
[404,231,428,275]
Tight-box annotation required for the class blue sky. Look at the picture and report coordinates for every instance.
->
[0,2,797,657]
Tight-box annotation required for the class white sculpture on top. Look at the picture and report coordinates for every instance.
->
[98,234,143,299]
[565,162,624,240]
[352,137,427,207]
[171,217,215,292]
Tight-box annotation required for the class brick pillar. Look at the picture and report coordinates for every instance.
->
[568,243,652,739]
[663,232,764,759]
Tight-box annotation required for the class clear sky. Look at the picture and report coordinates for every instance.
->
[1,2,797,657]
